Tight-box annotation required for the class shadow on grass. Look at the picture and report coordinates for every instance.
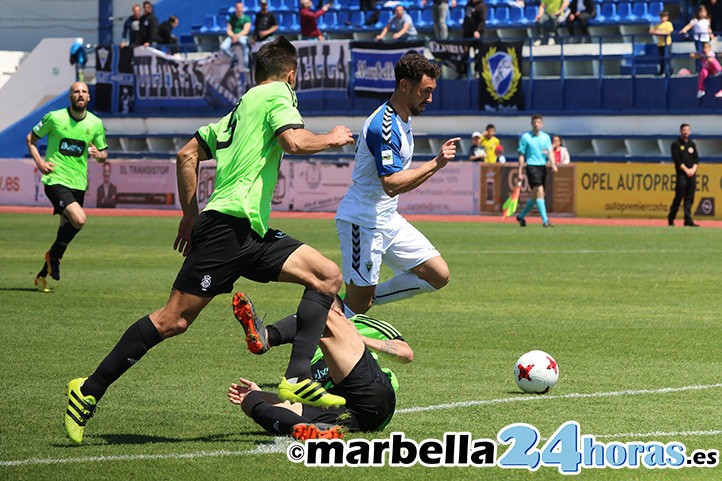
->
[53,431,275,447]
[0,287,46,292]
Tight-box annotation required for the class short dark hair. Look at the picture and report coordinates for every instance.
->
[143,1,151,7]
[680,123,690,130]
[660,10,669,17]
[486,123,495,131]
[531,114,543,122]
[255,36,297,83]
[394,53,441,87]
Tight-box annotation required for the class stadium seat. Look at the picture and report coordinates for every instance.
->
[508,4,523,25]
[523,5,537,24]
[335,0,359,10]
[318,11,337,29]
[595,2,617,22]
[648,1,663,19]
[334,9,352,30]
[486,7,497,25]
[279,12,300,30]
[348,10,366,29]
[376,9,393,29]
[493,5,509,24]
[631,1,647,20]
[199,14,221,33]
[245,0,259,11]
[617,2,631,20]
[417,8,433,28]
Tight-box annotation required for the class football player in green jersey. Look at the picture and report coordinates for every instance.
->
[228,293,412,440]
[26,81,108,292]
[63,37,355,444]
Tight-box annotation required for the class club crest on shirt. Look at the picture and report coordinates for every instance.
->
[200,275,212,291]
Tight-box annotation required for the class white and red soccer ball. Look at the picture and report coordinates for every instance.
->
[514,350,559,394]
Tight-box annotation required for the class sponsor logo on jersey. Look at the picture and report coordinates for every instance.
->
[381,149,393,166]
[59,138,87,157]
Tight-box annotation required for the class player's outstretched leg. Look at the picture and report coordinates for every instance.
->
[292,423,345,440]
[64,377,97,444]
[232,292,269,354]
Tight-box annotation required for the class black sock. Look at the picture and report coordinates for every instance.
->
[284,289,333,380]
[245,391,310,435]
[267,314,297,347]
[49,223,81,259]
[81,315,163,401]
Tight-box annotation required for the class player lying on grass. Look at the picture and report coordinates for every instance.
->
[228,292,413,439]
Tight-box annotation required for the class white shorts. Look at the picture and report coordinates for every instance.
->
[336,216,440,287]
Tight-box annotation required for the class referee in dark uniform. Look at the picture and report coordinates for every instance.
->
[668,123,700,227]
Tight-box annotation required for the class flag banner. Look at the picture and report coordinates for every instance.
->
[95,45,134,113]
[351,41,426,94]
[477,41,524,111]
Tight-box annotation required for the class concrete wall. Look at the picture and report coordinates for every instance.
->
[0,0,140,52]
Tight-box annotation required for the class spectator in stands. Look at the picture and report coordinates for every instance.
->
[300,0,331,40]
[534,0,569,46]
[221,2,252,69]
[468,131,485,161]
[480,123,501,163]
[566,0,595,43]
[376,5,418,41]
[551,135,570,164]
[158,15,180,53]
[254,0,279,44]
[121,4,142,47]
[360,0,376,13]
[421,0,457,40]
[650,11,673,77]
[680,5,713,70]
[690,42,722,98]
[711,0,722,36]
[138,1,160,46]
[495,144,507,163]
[462,0,486,39]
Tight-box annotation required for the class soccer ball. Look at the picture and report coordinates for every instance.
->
[514,350,559,394]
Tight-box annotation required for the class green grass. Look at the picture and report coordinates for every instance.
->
[0,213,720,480]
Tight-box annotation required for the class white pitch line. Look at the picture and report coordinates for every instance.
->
[2,383,721,468]
[395,383,722,414]
[0,438,293,467]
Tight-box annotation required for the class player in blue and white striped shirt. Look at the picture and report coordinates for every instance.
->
[335,53,460,318]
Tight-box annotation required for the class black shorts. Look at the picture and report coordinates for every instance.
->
[526,165,548,188]
[172,211,303,297]
[302,348,396,432]
[44,184,85,215]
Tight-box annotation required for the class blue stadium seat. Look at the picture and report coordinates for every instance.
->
[349,10,366,29]
[318,10,337,29]
[376,9,393,29]
[631,1,647,20]
[246,0,260,11]
[595,2,617,22]
[279,12,300,31]
[494,5,509,24]
[486,6,497,25]
[447,6,465,28]
[199,14,222,33]
[417,8,433,28]
[335,9,352,30]
[617,2,631,20]
[508,4,523,25]
[648,1,663,18]
[523,5,537,24]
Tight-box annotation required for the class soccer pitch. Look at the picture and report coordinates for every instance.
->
[1,212,720,480]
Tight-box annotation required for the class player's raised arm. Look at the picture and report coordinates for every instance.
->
[380,137,460,197]
[278,125,354,155]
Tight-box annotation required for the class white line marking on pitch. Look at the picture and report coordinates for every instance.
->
[395,383,722,414]
[1,383,720,468]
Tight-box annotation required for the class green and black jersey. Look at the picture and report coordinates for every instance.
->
[310,314,403,392]
[194,82,304,237]
[32,108,107,190]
